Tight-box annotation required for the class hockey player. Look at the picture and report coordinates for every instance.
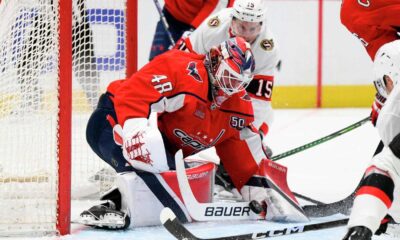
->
[342,39,400,240]
[341,0,400,126]
[340,1,400,239]
[149,0,234,61]
[79,37,307,229]
[176,0,278,140]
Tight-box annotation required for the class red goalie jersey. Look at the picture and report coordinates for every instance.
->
[107,49,266,189]
[340,0,400,60]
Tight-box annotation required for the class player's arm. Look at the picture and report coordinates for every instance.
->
[111,58,179,170]
[113,64,176,124]
[246,47,279,136]
[190,0,220,28]
[215,125,307,222]
[177,10,224,54]
[358,6,400,30]
[379,6,400,30]
[215,125,265,190]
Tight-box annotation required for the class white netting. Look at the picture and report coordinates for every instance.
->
[0,0,128,235]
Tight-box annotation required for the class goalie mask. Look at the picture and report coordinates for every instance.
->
[206,37,255,105]
[373,40,400,98]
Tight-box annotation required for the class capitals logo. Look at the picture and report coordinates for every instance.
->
[187,62,202,82]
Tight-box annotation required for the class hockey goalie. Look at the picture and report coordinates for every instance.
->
[77,37,308,229]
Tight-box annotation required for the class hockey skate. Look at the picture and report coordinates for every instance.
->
[342,226,372,240]
[78,201,130,230]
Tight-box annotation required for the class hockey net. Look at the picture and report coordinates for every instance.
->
[0,0,136,236]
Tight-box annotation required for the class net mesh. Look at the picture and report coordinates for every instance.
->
[0,0,128,235]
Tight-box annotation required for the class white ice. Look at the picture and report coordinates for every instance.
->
[8,108,400,240]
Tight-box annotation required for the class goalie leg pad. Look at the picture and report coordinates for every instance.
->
[117,171,191,227]
[115,162,213,227]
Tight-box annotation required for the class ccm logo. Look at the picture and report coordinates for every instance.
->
[205,206,250,216]
[253,226,305,238]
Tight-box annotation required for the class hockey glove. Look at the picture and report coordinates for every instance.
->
[370,93,386,126]
[121,118,169,173]
[173,30,193,51]
[240,160,308,222]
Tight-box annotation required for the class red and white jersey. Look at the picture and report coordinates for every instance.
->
[107,50,266,189]
[183,8,279,133]
[340,0,400,60]
[164,0,235,28]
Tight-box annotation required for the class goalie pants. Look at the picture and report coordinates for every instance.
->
[86,93,135,173]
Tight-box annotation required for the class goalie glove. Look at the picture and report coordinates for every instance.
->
[120,118,169,173]
[371,93,386,126]
[174,30,194,52]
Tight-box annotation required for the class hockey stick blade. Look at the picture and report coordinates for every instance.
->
[303,187,356,217]
[161,207,349,240]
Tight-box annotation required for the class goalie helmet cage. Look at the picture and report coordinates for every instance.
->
[0,0,137,236]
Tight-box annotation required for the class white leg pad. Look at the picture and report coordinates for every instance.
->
[117,172,165,227]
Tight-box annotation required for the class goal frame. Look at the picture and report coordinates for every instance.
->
[57,0,137,235]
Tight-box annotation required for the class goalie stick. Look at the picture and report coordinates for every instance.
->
[213,117,369,206]
[175,150,307,221]
[175,150,263,221]
[160,207,349,240]
[179,148,356,220]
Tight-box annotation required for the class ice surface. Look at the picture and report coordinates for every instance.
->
[7,109,400,240]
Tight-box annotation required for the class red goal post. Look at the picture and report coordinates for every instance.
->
[0,0,137,236]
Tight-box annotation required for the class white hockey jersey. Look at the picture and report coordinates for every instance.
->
[184,8,279,134]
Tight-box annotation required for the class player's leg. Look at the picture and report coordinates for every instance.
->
[343,84,400,239]
[79,187,130,230]
[344,127,400,238]
[86,93,135,172]
[78,162,214,229]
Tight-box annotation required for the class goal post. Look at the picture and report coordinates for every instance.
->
[0,0,137,236]
[58,0,72,235]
